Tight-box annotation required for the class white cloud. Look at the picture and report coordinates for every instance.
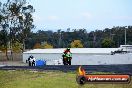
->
[33,14,59,23]
[33,14,43,22]
[47,16,59,21]
[113,16,132,20]
[81,12,92,19]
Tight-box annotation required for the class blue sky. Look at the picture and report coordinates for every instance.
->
[30,0,132,31]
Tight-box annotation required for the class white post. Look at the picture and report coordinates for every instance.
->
[125,27,127,45]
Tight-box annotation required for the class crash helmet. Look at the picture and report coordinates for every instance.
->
[30,55,33,58]
[67,48,70,51]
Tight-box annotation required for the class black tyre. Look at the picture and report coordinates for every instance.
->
[76,76,86,85]
[68,59,71,65]
[63,58,68,65]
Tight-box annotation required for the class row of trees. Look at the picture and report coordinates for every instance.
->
[33,42,53,49]
[0,0,34,60]
[33,40,83,49]
[27,26,132,49]
[0,1,132,61]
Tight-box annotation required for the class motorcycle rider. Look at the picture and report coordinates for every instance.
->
[62,48,72,65]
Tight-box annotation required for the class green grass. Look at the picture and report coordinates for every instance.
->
[0,70,132,88]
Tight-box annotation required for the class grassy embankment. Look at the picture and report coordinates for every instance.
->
[0,70,132,88]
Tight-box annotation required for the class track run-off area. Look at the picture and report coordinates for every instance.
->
[0,65,132,75]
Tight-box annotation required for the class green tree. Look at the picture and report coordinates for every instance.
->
[41,42,53,49]
[0,2,9,60]
[12,41,22,53]
[0,0,34,60]
[18,4,35,52]
[33,43,41,49]
[101,38,115,48]
[0,30,9,60]
[71,40,83,48]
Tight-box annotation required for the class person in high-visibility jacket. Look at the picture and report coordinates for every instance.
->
[62,48,72,65]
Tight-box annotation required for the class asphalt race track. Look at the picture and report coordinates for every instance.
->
[0,65,132,75]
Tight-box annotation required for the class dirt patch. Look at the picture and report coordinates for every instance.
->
[0,61,28,66]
